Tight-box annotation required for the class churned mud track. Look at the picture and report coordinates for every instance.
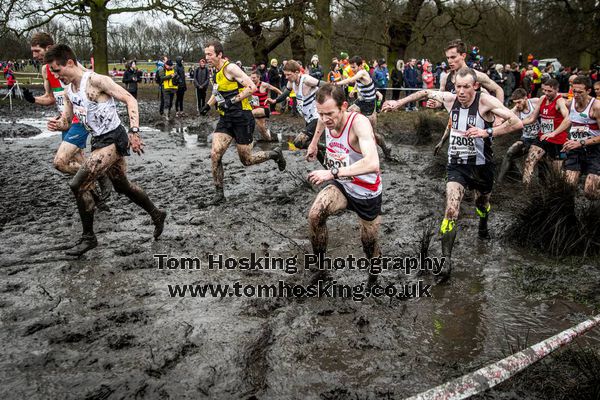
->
[1,100,599,399]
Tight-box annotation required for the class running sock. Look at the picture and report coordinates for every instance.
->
[440,218,455,234]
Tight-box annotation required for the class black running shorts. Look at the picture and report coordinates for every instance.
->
[446,163,495,194]
[330,180,382,222]
[216,110,254,145]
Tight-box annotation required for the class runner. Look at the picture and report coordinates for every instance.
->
[431,39,505,155]
[23,32,111,207]
[382,68,523,281]
[497,88,540,183]
[250,70,282,141]
[562,75,600,199]
[306,84,382,284]
[44,44,166,256]
[199,40,286,205]
[334,56,394,161]
[520,78,571,185]
[267,60,326,163]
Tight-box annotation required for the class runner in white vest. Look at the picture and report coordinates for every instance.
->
[45,44,166,256]
[382,67,522,282]
[562,75,600,200]
[306,84,382,285]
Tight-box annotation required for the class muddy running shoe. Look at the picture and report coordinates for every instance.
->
[200,188,225,208]
[151,209,167,239]
[271,146,286,171]
[436,229,456,283]
[476,206,491,240]
[65,234,98,257]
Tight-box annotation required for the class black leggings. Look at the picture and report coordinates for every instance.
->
[176,88,186,112]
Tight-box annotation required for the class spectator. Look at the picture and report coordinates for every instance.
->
[504,64,515,106]
[391,59,404,100]
[159,59,178,120]
[327,62,342,83]
[268,59,281,112]
[257,61,268,82]
[373,58,389,103]
[174,56,187,117]
[309,55,323,81]
[122,60,142,99]
[156,55,168,117]
[193,58,209,112]
[403,58,419,111]
[422,62,434,89]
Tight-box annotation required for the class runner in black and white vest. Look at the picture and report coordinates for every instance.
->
[562,75,600,200]
[45,44,166,256]
[334,56,394,161]
[306,84,382,285]
[382,67,522,282]
[497,88,540,183]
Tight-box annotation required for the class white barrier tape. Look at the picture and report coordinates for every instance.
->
[405,313,600,400]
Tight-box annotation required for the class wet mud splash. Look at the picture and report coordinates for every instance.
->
[1,97,599,399]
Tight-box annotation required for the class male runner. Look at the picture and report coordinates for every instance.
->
[562,75,600,199]
[250,70,282,141]
[382,68,522,281]
[23,33,111,206]
[199,40,286,205]
[432,39,504,155]
[520,78,571,185]
[334,56,393,160]
[306,84,382,283]
[497,88,540,183]
[45,44,166,256]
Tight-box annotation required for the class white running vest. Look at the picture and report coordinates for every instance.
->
[292,75,319,123]
[67,71,121,136]
[325,112,382,199]
[519,99,540,140]
[569,97,599,140]
[448,92,494,165]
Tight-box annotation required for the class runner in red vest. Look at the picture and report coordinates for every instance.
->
[250,71,281,141]
[521,78,571,185]
[23,32,111,207]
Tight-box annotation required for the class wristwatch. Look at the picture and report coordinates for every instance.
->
[486,127,493,138]
[579,139,586,148]
[331,167,339,179]
[129,127,140,134]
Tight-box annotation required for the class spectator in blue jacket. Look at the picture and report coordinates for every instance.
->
[374,58,389,102]
[403,58,419,111]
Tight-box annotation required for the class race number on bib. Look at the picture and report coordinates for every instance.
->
[449,130,477,158]
[53,89,66,113]
[325,151,351,180]
[73,104,91,131]
[522,122,540,139]
[212,83,225,104]
[570,125,590,140]
[250,95,260,107]
[540,118,555,134]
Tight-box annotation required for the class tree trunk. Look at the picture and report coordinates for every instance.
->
[89,3,109,75]
[386,0,426,70]
[313,0,332,64]
[289,0,307,64]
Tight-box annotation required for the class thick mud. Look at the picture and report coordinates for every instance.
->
[1,94,599,399]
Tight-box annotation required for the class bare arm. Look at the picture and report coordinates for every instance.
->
[336,69,366,87]
[35,65,57,106]
[475,70,504,103]
[264,82,282,96]
[95,73,139,128]
[520,96,543,125]
[382,89,454,113]
[465,94,523,138]
[270,82,292,104]
[226,64,257,102]
[47,93,73,131]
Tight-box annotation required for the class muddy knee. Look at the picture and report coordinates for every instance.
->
[69,167,92,194]
[238,153,253,167]
[308,207,328,228]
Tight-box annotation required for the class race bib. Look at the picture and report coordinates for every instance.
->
[449,130,477,158]
[296,98,304,115]
[212,83,225,104]
[53,89,66,113]
[325,151,351,180]
[522,122,540,139]
[73,104,91,132]
[570,125,590,140]
[250,95,260,107]
[540,118,554,134]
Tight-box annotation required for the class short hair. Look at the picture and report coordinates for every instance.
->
[316,84,346,108]
[542,78,559,89]
[205,40,224,57]
[445,39,467,55]
[283,60,301,73]
[455,67,477,83]
[31,32,54,48]
[349,56,363,66]
[44,44,77,66]
[511,88,528,100]
[572,75,592,90]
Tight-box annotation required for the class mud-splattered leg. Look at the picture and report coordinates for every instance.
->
[308,185,348,278]
[564,170,581,188]
[210,132,233,203]
[108,157,166,239]
[359,215,381,286]
[584,174,600,200]
[54,141,83,175]
[523,145,545,185]
[498,141,524,184]
[475,191,492,239]
[437,182,465,282]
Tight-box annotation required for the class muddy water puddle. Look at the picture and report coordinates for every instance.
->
[1,116,598,399]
